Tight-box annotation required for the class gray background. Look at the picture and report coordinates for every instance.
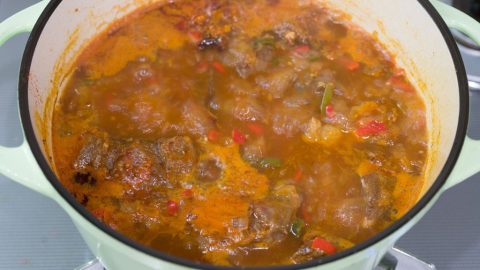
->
[0,0,479,269]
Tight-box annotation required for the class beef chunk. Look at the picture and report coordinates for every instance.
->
[241,137,266,163]
[73,172,97,186]
[74,135,107,170]
[360,173,394,222]
[290,245,325,264]
[196,158,222,182]
[332,198,364,234]
[221,38,256,78]
[248,184,301,244]
[270,103,313,137]
[157,136,197,174]
[255,68,295,99]
[222,97,266,122]
[112,144,156,187]
[181,100,215,137]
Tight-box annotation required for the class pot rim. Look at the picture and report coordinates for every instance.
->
[18,0,469,269]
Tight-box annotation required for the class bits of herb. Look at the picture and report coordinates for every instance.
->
[253,36,276,49]
[321,83,335,116]
[259,158,283,169]
[290,219,305,237]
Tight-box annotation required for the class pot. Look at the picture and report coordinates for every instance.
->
[0,0,479,269]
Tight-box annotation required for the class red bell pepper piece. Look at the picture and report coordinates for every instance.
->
[312,237,337,255]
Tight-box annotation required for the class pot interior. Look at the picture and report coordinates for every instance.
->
[24,0,463,260]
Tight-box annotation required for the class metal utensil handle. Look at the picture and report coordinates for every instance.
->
[377,248,436,270]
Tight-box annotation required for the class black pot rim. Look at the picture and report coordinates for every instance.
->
[18,1,469,269]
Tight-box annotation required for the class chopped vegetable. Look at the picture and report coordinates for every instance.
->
[182,189,194,198]
[253,36,276,48]
[290,219,305,237]
[325,104,335,118]
[294,45,311,54]
[188,31,203,44]
[232,128,246,144]
[260,158,282,168]
[308,55,322,62]
[302,117,323,144]
[301,203,312,223]
[389,75,415,92]
[174,20,187,31]
[294,169,303,183]
[196,62,209,74]
[167,200,179,216]
[212,61,226,73]
[271,57,281,67]
[321,83,335,116]
[311,237,337,255]
[247,123,264,135]
[208,129,220,142]
[393,68,405,77]
[351,101,379,119]
[340,57,360,71]
[355,120,387,137]
[92,208,107,220]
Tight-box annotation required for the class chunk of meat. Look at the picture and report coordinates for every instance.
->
[271,183,301,207]
[360,173,394,223]
[181,100,215,136]
[303,120,342,146]
[241,137,266,163]
[332,198,365,234]
[302,117,322,144]
[301,162,384,240]
[196,158,223,182]
[270,103,313,137]
[189,143,272,262]
[249,202,292,244]
[221,38,256,78]
[73,134,169,190]
[282,92,311,108]
[74,134,108,170]
[202,143,270,199]
[222,97,266,122]
[157,136,197,174]
[256,68,296,99]
[112,143,156,187]
[255,45,274,71]
[228,78,260,97]
[248,184,301,244]
[291,226,354,263]
[291,245,324,263]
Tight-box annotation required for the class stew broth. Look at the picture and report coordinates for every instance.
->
[52,0,428,266]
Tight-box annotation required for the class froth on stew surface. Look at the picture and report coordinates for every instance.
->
[52,0,427,266]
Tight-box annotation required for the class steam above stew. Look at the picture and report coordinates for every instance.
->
[52,0,428,266]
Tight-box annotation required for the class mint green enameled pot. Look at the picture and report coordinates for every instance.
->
[0,0,480,269]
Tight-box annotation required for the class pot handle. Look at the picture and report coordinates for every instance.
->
[431,0,480,45]
[0,0,54,198]
[431,0,480,190]
[0,0,49,46]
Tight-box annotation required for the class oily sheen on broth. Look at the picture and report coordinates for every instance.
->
[52,0,427,266]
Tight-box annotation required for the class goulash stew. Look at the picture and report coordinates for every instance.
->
[52,0,428,266]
